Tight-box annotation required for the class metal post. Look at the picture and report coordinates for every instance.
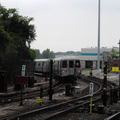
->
[102,62,108,106]
[118,40,120,98]
[97,0,101,76]
[49,59,53,100]
[19,85,23,106]
[90,96,93,114]
[40,87,43,99]
[90,66,93,76]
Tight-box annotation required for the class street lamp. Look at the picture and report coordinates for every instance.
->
[118,40,120,98]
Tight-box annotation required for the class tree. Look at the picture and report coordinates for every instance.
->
[0,26,10,66]
[111,48,119,59]
[35,49,42,59]
[0,4,36,83]
[0,5,36,60]
[42,49,55,58]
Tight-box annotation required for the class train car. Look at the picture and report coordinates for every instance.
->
[53,56,82,82]
[34,59,50,76]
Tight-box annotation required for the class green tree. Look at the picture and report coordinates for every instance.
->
[35,49,42,59]
[0,26,10,66]
[0,5,36,59]
[0,4,36,83]
[42,49,55,58]
[111,48,119,59]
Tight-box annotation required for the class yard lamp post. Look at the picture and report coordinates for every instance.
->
[97,0,101,77]
[118,40,120,98]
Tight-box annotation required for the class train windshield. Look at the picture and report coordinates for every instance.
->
[69,61,74,68]
[62,60,67,68]
[75,60,80,68]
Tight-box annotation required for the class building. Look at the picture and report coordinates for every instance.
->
[80,47,112,69]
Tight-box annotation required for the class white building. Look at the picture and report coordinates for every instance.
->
[80,47,112,69]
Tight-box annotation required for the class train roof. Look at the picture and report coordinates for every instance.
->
[54,56,81,60]
[34,59,50,62]
[34,56,81,62]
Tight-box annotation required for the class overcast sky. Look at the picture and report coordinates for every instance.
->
[1,0,120,52]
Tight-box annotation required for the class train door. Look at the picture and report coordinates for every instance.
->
[45,60,49,73]
[61,60,67,77]
[68,60,74,76]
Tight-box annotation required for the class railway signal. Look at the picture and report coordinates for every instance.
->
[102,62,108,106]
[103,63,107,90]
[89,82,94,96]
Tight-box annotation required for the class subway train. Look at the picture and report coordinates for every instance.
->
[34,59,50,76]
[53,57,81,81]
[34,56,82,82]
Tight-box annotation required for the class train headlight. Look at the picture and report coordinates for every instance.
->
[62,70,66,73]
[77,70,81,73]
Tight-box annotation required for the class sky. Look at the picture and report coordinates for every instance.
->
[1,0,120,53]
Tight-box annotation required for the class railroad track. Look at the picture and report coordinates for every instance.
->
[0,75,116,120]
[0,80,61,105]
[105,111,120,120]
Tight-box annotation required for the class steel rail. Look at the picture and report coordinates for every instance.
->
[0,76,103,120]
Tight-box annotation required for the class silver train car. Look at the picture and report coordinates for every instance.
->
[34,59,50,76]
[34,57,82,82]
[53,56,82,81]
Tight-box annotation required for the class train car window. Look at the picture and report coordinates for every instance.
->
[75,60,80,67]
[69,61,74,68]
[42,62,44,66]
[38,62,41,66]
[62,60,67,68]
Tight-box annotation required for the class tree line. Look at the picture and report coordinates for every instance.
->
[35,49,55,59]
[35,49,81,59]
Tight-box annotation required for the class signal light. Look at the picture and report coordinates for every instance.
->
[62,70,66,73]
[103,84,107,87]
[77,70,81,73]
[76,63,79,66]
